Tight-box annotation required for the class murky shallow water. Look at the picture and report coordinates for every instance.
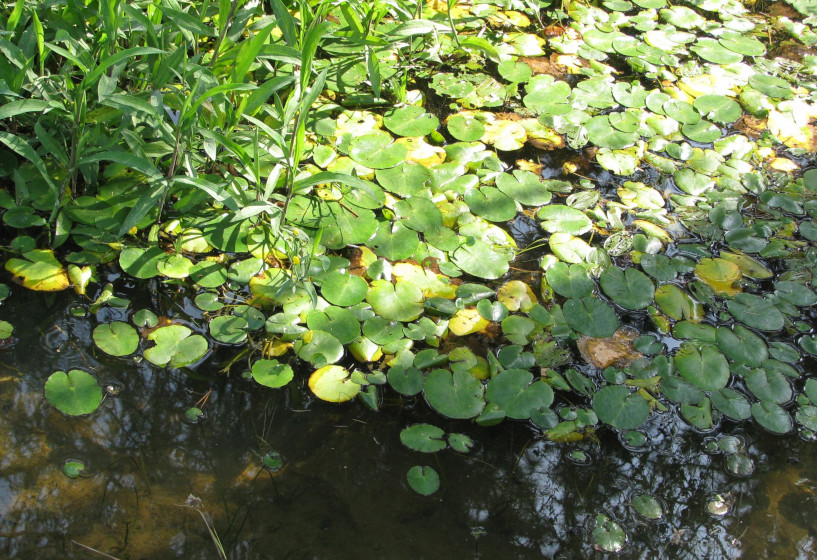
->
[1,287,816,559]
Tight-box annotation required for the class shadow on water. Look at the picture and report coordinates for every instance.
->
[1,287,816,559]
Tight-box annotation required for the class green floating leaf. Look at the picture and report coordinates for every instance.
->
[715,326,768,367]
[367,279,424,322]
[537,205,592,235]
[370,221,420,261]
[451,239,511,280]
[486,369,554,420]
[745,369,792,404]
[599,267,655,310]
[447,433,474,453]
[348,131,407,169]
[93,322,139,357]
[464,187,517,222]
[321,271,368,306]
[45,369,103,416]
[63,459,86,479]
[674,342,730,391]
[189,261,227,288]
[592,513,627,553]
[495,170,553,206]
[144,325,208,367]
[545,262,594,299]
[748,73,793,99]
[406,465,440,496]
[424,369,485,419]
[447,113,486,142]
[252,359,295,388]
[209,315,249,344]
[593,385,650,430]
[632,494,664,520]
[681,397,713,430]
[400,424,447,452]
[727,294,785,332]
[563,297,619,338]
[118,246,165,279]
[0,320,12,339]
[384,105,440,137]
[296,330,344,366]
[710,388,752,420]
[693,95,741,124]
[751,401,793,434]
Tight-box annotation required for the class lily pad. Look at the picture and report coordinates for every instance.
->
[5,249,70,291]
[367,279,424,322]
[563,297,619,338]
[348,131,408,169]
[251,359,294,388]
[745,369,792,404]
[424,369,485,419]
[44,369,103,416]
[751,401,793,434]
[118,246,165,279]
[727,294,785,331]
[451,239,511,280]
[599,267,655,310]
[693,95,741,124]
[93,322,139,356]
[400,424,447,452]
[545,262,594,299]
[321,271,368,306]
[537,205,592,235]
[209,315,249,344]
[593,385,650,430]
[495,170,553,206]
[308,365,361,402]
[384,106,439,137]
[710,388,752,421]
[486,369,554,420]
[295,330,344,366]
[406,465,439,495]
[144,325,208,367]
[716,326,768,367]
[447,114,486,142]
[674,342,730,391]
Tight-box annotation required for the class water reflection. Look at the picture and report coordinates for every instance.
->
[0,288,815,559]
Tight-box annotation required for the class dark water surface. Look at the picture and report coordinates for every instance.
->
[1,287,816,559]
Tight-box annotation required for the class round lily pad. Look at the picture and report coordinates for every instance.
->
[306,307,360,345]
[447,433,474,453]
[710,388,751,421]
[424,368,485,419]
[384,106,440,137]
[495,170,553,206]
[716,326,768,367]
[674,343,730,391]
[400,424,447,452]
[751,401,792,434]
[296,330,344,366]
[585,115,638,150]
[727,294,785,331]
[370,221,420,261]
[144,324,208,367]
[447,113,486,142]
[251,359,295,388]
[592,513,627,553]
[745,369,792,404]
[632,494,664,520]
[321,271,368,306]
[348,132,407,169]
[63,459,86,479]
[599,266,655,310]
[563,297,619,338]
[45,369,103,416]
[308,365,360,402]
[406,465,439,496]
[537,205,592,235]
[367,279,424,322]
[545,262,594,299]
[93,322,139,356]
[748,73,793,99]
[486,369,553,420]
[593,385,650,430]
[682,120,722,143]
[693,95,741,124]
[464,187,517,222]
[188,261,227,288]
[118,246,164,279]
[451,239,511,280]
[209,315,249,344]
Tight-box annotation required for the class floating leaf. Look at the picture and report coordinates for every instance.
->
[710,388,752,421]
[745,369,792,404]
[486,369,554,420]
[545,262,594,299]
[5,249,69,291]
[384,106,439,137]
[44,369,103,416]
[674,342,730,391]
[538,205,592,235]
[464,187,517,222]
[727,294,785,331]
[400,424,447,452]
[751,401,793,434]
[593,385,650,430]
[496,170,553,206]
[447,113,486,142]
[367,279,424,322]
[592,513,627,553]
[308,365,360,402]
[563,297,619,338]
[348,131,408,169]
[144,325,208,367]
[695,258,741,296]
[295,330,344,366]
[424,369,485,419]
[93,322,139,356]
[599,267,655,310]
[63,459,86,479]
[716,326,768,367]
[209,315,249,344]
[118,246,164,279]
[451,239,511,280]
[406,465,439,495]
[321,271,368,306]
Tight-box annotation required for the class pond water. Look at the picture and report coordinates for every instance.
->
[1,286,816,559]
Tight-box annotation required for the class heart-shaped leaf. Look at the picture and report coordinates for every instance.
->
[45,369,103,416]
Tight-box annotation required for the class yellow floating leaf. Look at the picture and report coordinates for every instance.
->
[449,308,490,336]
[718,252,772,280]
[695,258,742,296]
[394,136,446,168]
[392,262,457,299]
[5,249,70,292]
[308,365,361,403]
[481,119,527,151]
[497,280,538,312]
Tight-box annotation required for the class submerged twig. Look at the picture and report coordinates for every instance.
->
[70,540,122,560]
